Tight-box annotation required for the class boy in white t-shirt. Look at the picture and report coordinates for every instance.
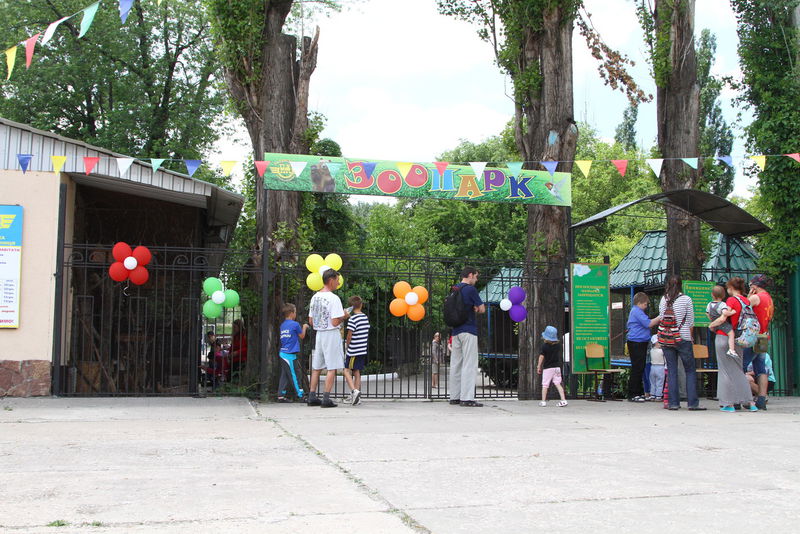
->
[308,269,350,408]
[648,334,665,401]
[706,285,737,357]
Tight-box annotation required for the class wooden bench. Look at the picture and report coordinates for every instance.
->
[584,343,623,401]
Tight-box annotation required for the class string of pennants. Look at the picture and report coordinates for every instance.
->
[3,0,163,81]
[12,152,800,178]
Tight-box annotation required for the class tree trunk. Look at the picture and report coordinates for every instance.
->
[516,7,578,400]
[218,0,320,396]
[655,0,703,276]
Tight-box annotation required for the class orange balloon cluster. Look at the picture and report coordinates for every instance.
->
[389,281,428,321]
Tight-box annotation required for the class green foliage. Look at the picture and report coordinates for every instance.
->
[614,103,639,150]
[732,0,800,316]
[636,0,674,88]
[0,0,225,163]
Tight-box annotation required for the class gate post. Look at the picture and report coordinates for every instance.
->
[259,191,271,400]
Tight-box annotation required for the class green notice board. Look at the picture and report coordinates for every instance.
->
[683,280,715,328]
[570,263,610,373]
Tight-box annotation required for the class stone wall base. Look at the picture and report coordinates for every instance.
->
[0,360,51,397]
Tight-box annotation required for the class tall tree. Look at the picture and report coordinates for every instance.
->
[438,0,647,398]
[206,0,323,391]
[614,103,639,150]
[731,0,800,315]
[638,0,703,275]
[696,29,735,198]
[0,0,224,164]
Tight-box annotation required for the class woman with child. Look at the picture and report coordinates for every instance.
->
[707,278,758,412]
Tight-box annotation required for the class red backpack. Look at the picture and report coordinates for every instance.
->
[657,297,684,346]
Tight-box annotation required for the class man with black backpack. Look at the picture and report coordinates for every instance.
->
[445,267,485,407]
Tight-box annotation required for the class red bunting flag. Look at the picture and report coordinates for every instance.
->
[25,34,40,68]
[83,156,100,175]
[611,159,628,177]
[434,161,449,176]
[786,153,800,163]
[255,160,270,177]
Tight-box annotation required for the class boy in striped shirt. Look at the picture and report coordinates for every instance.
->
[343,296,369,405]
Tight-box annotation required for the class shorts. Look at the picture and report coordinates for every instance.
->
[312,329,344,370]
[542,367,562,387]
[345,354,366,371]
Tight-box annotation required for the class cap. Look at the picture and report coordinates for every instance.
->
[541,325,558,342]
[651,334,659,345]
[750,274,769,289]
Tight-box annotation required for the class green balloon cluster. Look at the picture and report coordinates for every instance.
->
[202,277,240,319]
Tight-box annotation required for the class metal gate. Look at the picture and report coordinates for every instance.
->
[55,244,565,399]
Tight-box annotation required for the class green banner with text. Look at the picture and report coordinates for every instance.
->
[261,152,571,206]
[570,263,610,373]
[682,280,715,328]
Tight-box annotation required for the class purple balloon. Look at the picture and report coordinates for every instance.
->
[508,286,526,305]
[509,304,527,322]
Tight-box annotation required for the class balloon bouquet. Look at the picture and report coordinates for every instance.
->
[389,281,429,321]
[108,242,152,286]
[304,253,344,290]
[202,277,240,319]
[499,286,527,322]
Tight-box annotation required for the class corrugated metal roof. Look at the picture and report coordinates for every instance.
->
[610,230,760,289]
[479,267,523,303]
[0,117,243,229]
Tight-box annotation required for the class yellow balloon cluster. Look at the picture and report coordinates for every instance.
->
[305,253,343,291]
[389,281,428,321]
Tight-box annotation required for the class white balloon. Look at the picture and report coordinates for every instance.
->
[123,256,138,270]
[499,298,512,311]
[318,264,332,276]
[404,292,419,306]
[211,290,226,304]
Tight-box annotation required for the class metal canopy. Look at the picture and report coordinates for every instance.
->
[571,189,770,237]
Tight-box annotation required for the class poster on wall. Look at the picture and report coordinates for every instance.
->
[682,280,715,328]
[570,263,610,373]
[261,152,572,206]
[0,205,23,329]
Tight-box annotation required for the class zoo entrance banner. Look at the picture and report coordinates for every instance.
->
[261,153,572,206]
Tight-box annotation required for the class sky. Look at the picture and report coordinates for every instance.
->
[214,0,753,197]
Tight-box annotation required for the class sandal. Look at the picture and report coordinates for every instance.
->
[557,400,568,407]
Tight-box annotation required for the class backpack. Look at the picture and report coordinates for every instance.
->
[443,284,471,327]
[657,296,684,346]
[734,296,760,348]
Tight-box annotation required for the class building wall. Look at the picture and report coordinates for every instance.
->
[0,170,62,396]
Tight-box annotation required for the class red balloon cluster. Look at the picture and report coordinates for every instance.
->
[109,242,152,285]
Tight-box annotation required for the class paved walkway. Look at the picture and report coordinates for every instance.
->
[2,396,799,533]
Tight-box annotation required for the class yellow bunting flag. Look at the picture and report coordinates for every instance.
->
[575,160,592,179]
[5,46,17,80]
[220,160,238,176]
[397,162,413,179]
[749,155,766,171]
[51,156,67,174]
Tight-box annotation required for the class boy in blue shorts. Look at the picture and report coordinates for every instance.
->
[343,296,369,406]
[278,303,309,402]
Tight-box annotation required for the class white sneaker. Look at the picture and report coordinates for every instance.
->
[726,349,737,357]
[539,401,547,407]
[557,400,568,407]
[342,394,352,404]
[352,389,362,406]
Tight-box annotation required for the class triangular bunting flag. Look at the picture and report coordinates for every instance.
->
[116,157,134,176]
[469,162,487,179]
[716,155,733,167]
[289,161,307,177]
[434,161,449,176]
[184,159,202,177]
[120,0,135,24]
[78,2,101,39]
[24,34,40,69]
[540,160,558,176]
[42,16,71,45]
[150,158,166,173]
[51,155,67,174]
[362,162,377,178]
[220,160,238,176]
[681,157,699,169]
[785,153,800,163]
[324,161,342,176]
[17,154,33,174]
[506,162,524,177]
[157,0,163,5]
[750,155,766,171]
[84,157,100,175]
[5,46,16,80]
[575,160,592,179]
[254,161,269,177]
[397,162,413,179]
[611,159,628,177]
[645,158,663,177]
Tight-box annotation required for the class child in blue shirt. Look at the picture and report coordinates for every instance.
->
[278,303,309,402]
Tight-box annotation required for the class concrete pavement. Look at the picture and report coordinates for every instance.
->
[2,396,800,533]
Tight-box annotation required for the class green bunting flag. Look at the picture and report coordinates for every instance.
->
[78,2,101,38]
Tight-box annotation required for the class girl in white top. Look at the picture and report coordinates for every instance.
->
[648,334,665,400]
